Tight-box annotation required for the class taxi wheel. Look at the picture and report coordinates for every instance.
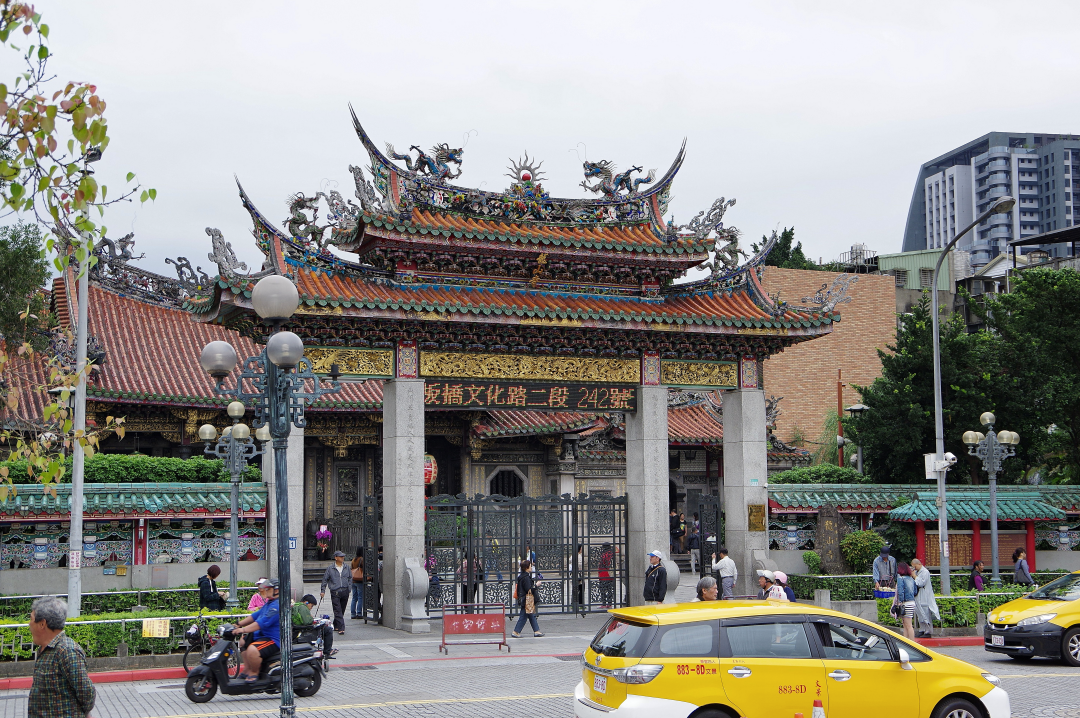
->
[690,709,736,718]
[931,697,981,718]
[1063,627,1080,667]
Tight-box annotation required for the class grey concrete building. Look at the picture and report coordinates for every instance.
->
[903,132,1080,268]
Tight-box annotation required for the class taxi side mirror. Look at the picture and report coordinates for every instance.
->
[897,646,913,670]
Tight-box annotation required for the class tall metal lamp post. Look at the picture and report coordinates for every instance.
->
[963,412,1019,587]
[198,275,339,718]
[931,194,1015,595]
[198,402,270,608]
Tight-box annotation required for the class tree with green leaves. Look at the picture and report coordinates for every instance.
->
[977,268,1080,483]
[0,221,50,349]
[751,227,819,270]
[847,293,1006,483]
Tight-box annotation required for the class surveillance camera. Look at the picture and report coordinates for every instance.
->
[943,452,957,466]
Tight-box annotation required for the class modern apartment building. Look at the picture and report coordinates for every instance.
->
[903,132,1080,268]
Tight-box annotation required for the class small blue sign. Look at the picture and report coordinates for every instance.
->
[288,537,297,550]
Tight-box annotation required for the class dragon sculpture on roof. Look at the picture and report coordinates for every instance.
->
[580,160,656,197]
[385,142,464,181]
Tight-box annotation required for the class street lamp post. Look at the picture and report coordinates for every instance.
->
[199,275,339,718]
[844,404,869,474]
[931,195,1015,595]
[963,413,1019,587]
[199,402,270,608]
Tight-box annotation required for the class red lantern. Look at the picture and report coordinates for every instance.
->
[424,453,438,485]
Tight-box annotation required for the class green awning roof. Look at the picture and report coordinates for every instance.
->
[769,484,918,511]
[888,491,1066,522]
[0,482,267,517]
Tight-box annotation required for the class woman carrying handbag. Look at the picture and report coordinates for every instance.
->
[511,559,544,638]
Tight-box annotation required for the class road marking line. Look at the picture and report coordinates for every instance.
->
[373,644,411,658]
[142,693,576,718]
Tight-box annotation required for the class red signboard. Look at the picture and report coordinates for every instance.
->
[440,603,509,654]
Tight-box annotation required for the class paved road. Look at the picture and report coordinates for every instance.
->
[0,581,1076,718]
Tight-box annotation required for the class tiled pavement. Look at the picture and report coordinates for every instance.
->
[0,580,1076,718]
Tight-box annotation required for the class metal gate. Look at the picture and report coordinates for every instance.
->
[327,497,381,623]
[688,493,724,579]
[424,493,628,615]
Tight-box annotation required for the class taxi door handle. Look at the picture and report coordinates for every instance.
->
[727,666,752,678]
[828,670,851,682]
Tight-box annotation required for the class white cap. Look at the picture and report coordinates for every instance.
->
[648,550,665,560]
[756,569,776,581]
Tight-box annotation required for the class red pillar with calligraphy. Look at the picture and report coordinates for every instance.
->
[915,521,926,563]
[971,521,981,563]
[1025,520,1037,572]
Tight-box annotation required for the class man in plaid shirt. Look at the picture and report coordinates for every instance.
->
[28,596,95,718]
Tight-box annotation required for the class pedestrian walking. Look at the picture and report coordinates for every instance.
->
[28,596,95,718]
[893,562,917,641]
[668,509,679,554]
[677,512,688,553]
[644,550,668,604]
[757,570,788,601]
[511,559,544,638]
[910,558,939,638]
[711,547,738,599]
[687,513,701,573]
[873,544,897,590]
[198,564,227,610]
[598,542,615,608]
[1013,548,1035,587]
[694,576,719,601]
[574,544,585,609]
[320,549,352,634]
[350,549,365,619]
[968,561,985,591]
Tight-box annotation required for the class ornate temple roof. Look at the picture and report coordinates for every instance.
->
[770,484,1080,516]
[889,491,1065,522]
[0,482,268,518]
[176,108,848,364]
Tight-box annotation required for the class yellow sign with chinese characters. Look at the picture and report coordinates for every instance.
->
[419,351,639,384]
[423,380,636,411]
[141,618,171,638]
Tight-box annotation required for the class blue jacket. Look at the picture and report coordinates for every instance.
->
[896,575,917,603]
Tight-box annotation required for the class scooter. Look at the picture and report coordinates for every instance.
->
[184,624,325,703]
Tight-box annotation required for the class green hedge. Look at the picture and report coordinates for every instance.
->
[0,585,260,621]
[876,588,1028,628]
[0,454,261,484]
[768,465,873,484]
[790,571,1071,602]
[0,608,251,661]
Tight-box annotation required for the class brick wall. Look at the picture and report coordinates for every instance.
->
[760,268,896,446]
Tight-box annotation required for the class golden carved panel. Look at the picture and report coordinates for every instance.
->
[420,351,639,384]
[303,347,394,377]
[660,360,737,388]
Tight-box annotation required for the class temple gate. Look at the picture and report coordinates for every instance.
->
[186,107,843,628]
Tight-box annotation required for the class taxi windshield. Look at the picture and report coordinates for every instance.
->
[1029,572,1080,602]
[590,617,657,657]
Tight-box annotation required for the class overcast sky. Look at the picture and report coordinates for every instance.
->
[27,0,1080,279]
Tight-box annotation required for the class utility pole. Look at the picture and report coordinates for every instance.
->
[836,370,844,468]
[67,235,88,618]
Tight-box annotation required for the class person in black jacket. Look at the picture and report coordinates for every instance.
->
[644,550,667,604]
[198,565,226,611]
[510,560,545,638]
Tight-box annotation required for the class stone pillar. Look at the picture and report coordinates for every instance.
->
[382,378,427,632]
[263,428,304,599]
[625,384,669,606]
[722,388,768,598]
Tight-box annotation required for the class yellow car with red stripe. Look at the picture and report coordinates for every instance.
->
[574,602,1008,718]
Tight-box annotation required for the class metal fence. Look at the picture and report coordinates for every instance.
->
[424,493,629,615]
[688,493,724,580]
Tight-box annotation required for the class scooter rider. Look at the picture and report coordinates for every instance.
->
[232,578,280,681]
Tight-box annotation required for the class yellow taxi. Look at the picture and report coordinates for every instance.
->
[575,601,1009,718]
[985,569,1080,665]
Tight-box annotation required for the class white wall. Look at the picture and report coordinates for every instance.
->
[1036,551,1080,573]
[772,551,810,575]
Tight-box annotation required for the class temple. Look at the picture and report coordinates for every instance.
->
[3,108,859,624]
